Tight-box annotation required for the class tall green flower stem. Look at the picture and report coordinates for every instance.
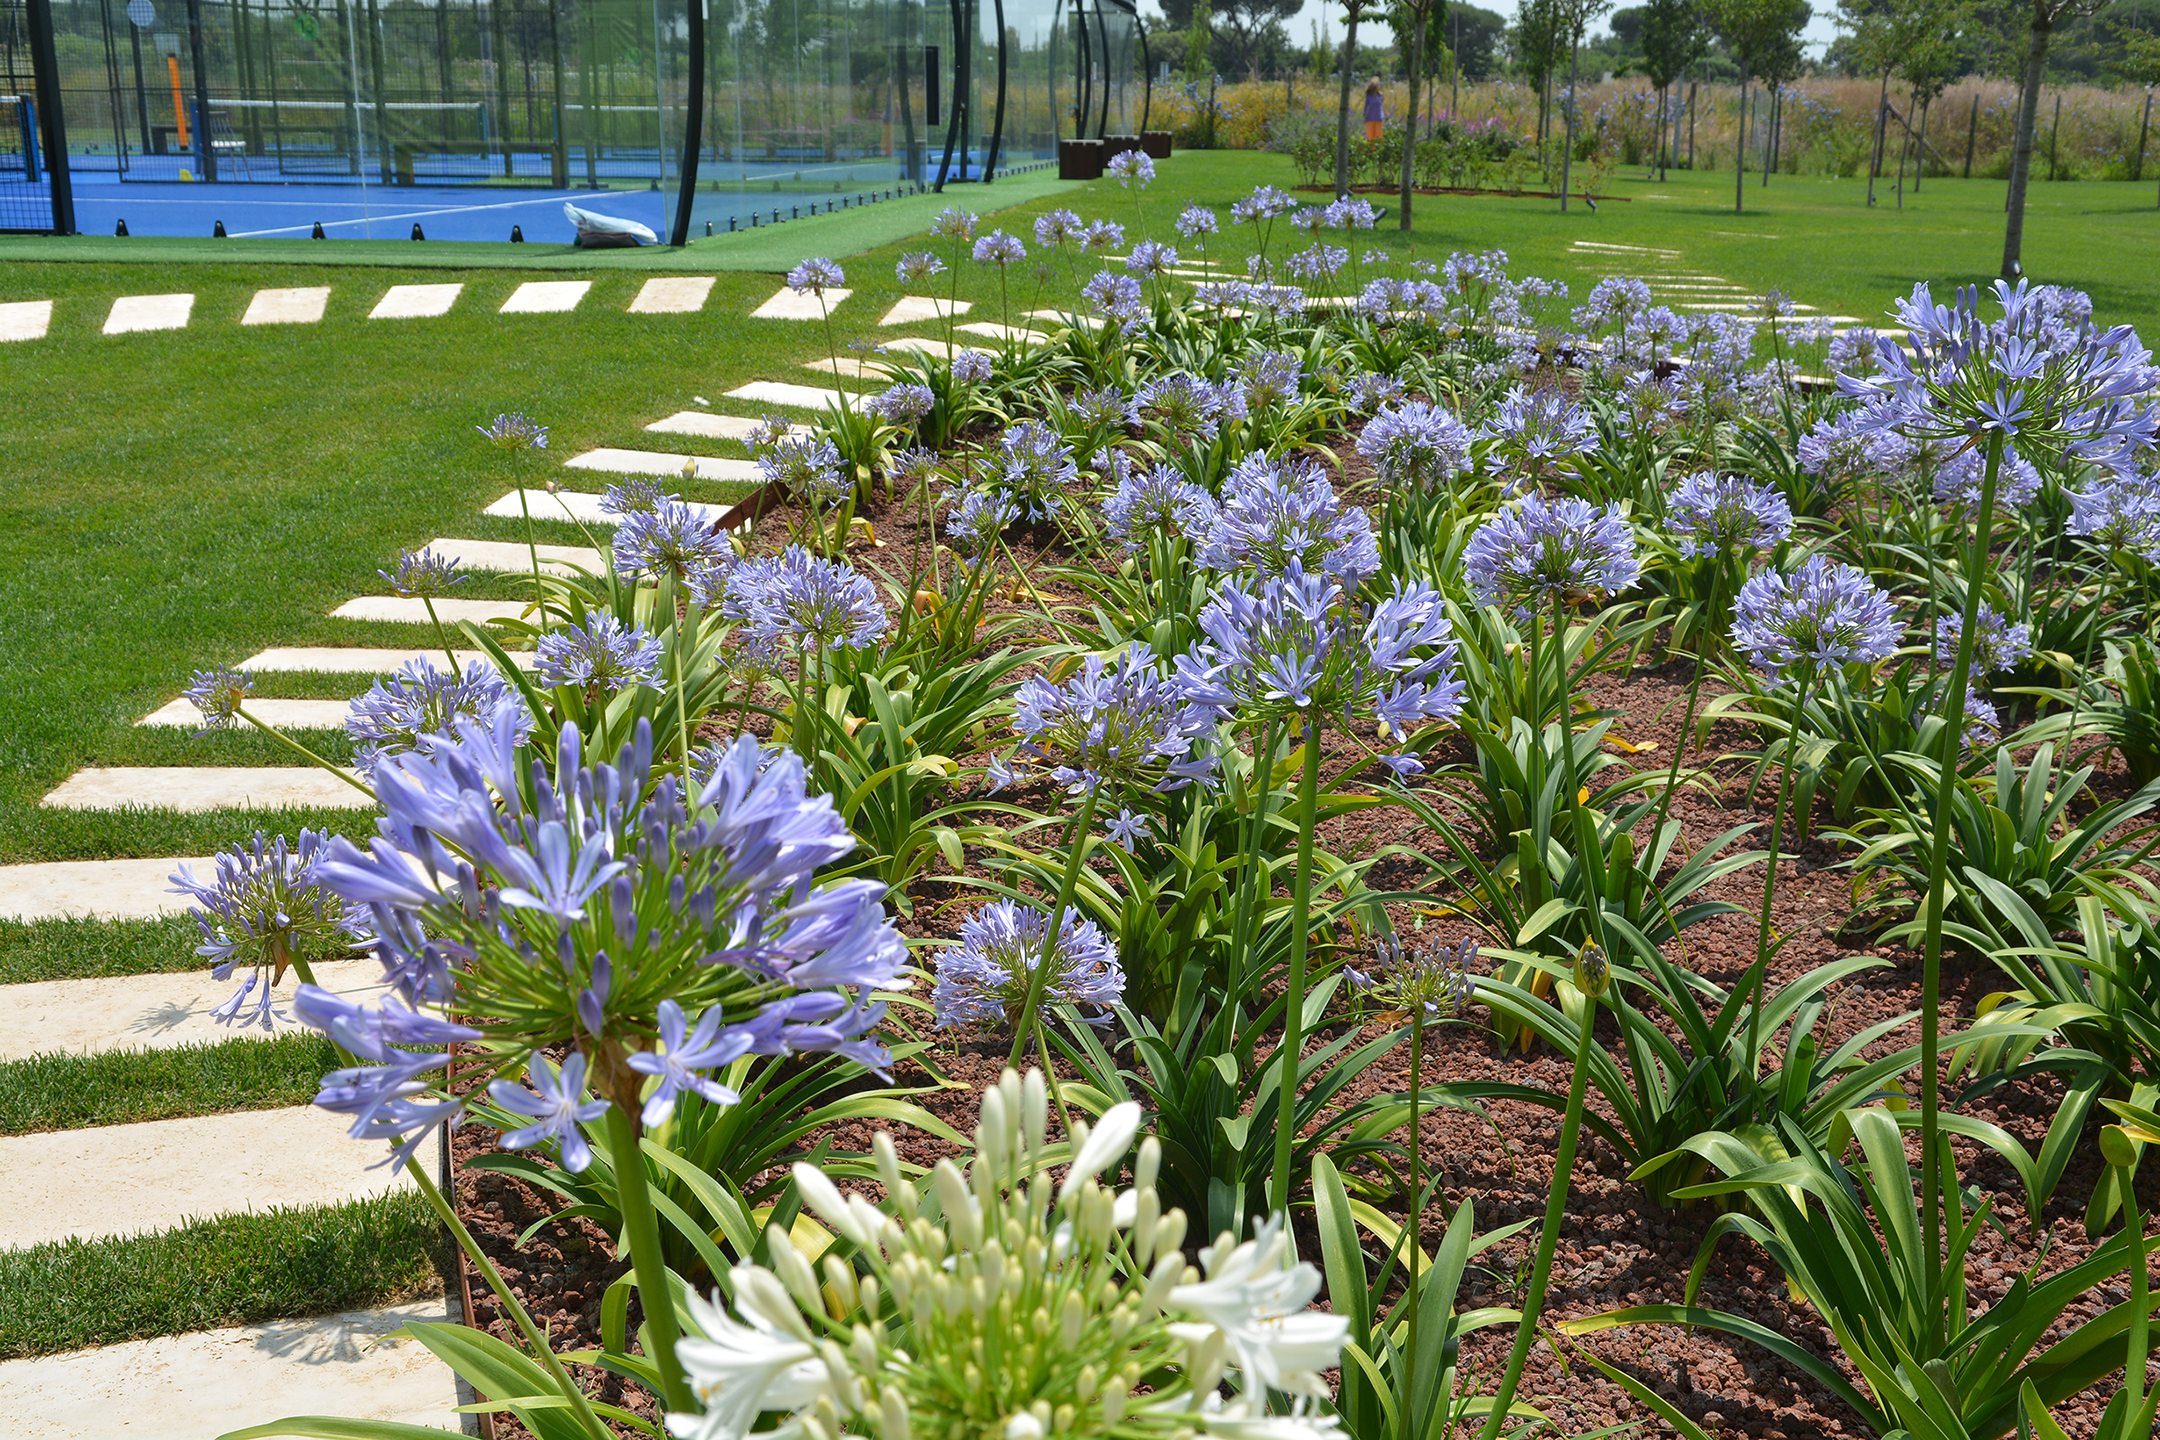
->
[236,707,378,802]
[1405,1002,1430,1434]
[1227,717,1282,996]
[1268,712,1325,1214]
[1549,597,1611,966]
[603,1103,696,1415]
[1741,661,1821,1087]
[1478,965,1603,1440]
[402,1153,611,1437]
[2102,1125,2152,1413]
[1003,781,1105,1068]
[1650,566,1727,842]
[1915,430,2004,1343]
[516,486,553,630]
[421,595,462,678]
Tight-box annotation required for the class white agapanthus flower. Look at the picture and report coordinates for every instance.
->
[663,1070,1347,1440]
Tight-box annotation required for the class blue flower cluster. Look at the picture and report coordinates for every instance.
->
[345,658,532,779]
[1463,495,1642,617]
[1731,555,1903,686]
[1011,641,1216,795]
[1200,455,1381,589]
[932,899,1123,1029]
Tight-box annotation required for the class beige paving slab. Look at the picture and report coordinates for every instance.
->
[368,282,462,319]
[483,488,731,526]
[0,857,214,922]
[628,275,716,313]
[1024,309,1102,330]
[954,321,1047,344]
[500,279,591,314]
[0,300,53,342]
[880,335,997,358]
[42,768,371,812]
[805,356,891,379]
[752,286,852,320]
[725,379,859,411]
[332,596,531,626]
[240,646,533,673]
[878,294,971,325]
[418,536,602,574]
[138,697,351,729]
[0,957,387,1062]
[563,447,762,482]
[104,293,193,334]
[645,410,762,440]
[241,286,331,326]
[0,1106,417,1250]
[0,1297,462,1439]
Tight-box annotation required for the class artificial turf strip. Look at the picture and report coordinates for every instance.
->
[0,916,205,985]
[0,1031,342,1136]
[0,1189,449,1360]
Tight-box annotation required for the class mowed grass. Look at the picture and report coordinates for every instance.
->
[0,1030,342,1136]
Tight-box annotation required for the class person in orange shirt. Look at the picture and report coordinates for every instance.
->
[1363,78,1385,143]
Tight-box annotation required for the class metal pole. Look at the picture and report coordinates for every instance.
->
[1963,89,1977,178]
[669,0,703,242]
[365,0,391,182]
[2135,88,2152,186]
[128,6,152,154]
[983,0,1005,177]
[184,0,217,179]
[24,0,76,230]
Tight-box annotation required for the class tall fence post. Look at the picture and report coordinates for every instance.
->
[23,0,75,232]
[2135,87,2152,186]
[1963,91,1978,178]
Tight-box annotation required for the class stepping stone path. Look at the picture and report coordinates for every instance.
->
[137,697,351,730]
[563,447,763,482]
[0,1298,462,1440]
[1564,240,1872,335]
[42,767,370,812]
[646,410,763,441]
[0,1106,415,1249]
[104,293,193,335]
[881,335,995,358]
[629,276,716,314]
[241,287,330,326]
[368,283,463,320]
[1024,309,1099,329]
[0,957,387,1062]
[500,280,591,314]
[484,488,732,526]
[954,321,1046,344]
[331,596,531,627]
[0,300,53,342]
[726,379,859,411]
[240,645,533,672]
[419,537,602,574]
[0,856,213,921]
[805,357,893,379]
[752,286,851,320]
[879,295,970,325]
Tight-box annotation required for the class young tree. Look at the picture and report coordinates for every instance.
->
[1639,0,1710,177]
[1397,0,1439,227]
[1999,0,2114,277]
[1511,0,1569,145]
[1554,0,1617,209]
[1334,0,1374,196]
[1702,0,1810,210]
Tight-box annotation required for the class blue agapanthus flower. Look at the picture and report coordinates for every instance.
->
[932,900,1123,1029]
[490,1052,611,1172]
[478,413,549,450]
[972,230,1027,267]
[1081,270,1146,329]
[1175,204,1220,238]
[724,545,887,652]
[1077,219,1125,254]
[951,350,995,386]
[1102,461,1219,549]
[1132,371,1242,438]
[169,829,371,1031]
[600,476,672,516]
[1936,603,2033,675]
[613,497,734,581]
[2067,473,2160,553]
[536,610,665,692]
[345,658,532,779]
[1033,209,1082,247]
[1731,554,1903,685]
[760,433,852,511]
[946,488,1019,553]
[1356,399,1475,489]
[870,383,936,426]
[1481,383,1598,478]
[380,547,467,599]
[1462,495,1642,617]
[786,257,845,294]
[1930,443,2043,513]
[1237,349,1305,410]
[1202,454,1381,589]
[1125,240,1179,277]
[1011,641,1216,794]
[1666,471,1795,557]
[895,250,946,283]
[183,664,253,733]
[993,420,1078,522]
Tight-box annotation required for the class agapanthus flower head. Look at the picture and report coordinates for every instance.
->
[1937,603,2033,675]
[993,420,1078,522]
[599,476,672,516]
[945,488,1018,553]
[169,829,370,1032]
[183,664,253,733]
[1462,495,1642,618]
[1283,243,1349,284]
[1237,348,1305,410]
[972,229,1027,267]
[1012,641,1215,795]
[614,498,734,581]
[1346,371,1407,413]
[1571,277,1654,334]
[1103,462,1220,549]
[536,609,665,692]
[2067,473,2160,553]
[1175,203,1220,238]
[1105,148,1156,187]
[1229,183,1297,224]
[1070,384,1132,430]
[478,412,549,450]
[1357,398,1475,490]
[758,433,852,511]
[1132,370,1237,438]
[1731,554,1903,686]
[869,382,936,426]
[929,207,978,242]
[1325,196,1379,229]
[1174,562,1466,746]
[934,901,1123,1027]
[895,250,947,283]
[346,658,532,779]
[1666,471,1795,558]
[1033,208,1082,247]
[1960,689,2003,749]
[725,545,887,652]
[742,415,793,454]
[1078,218,1126,254]
[1201,454,1381,589]
[1613,369,1686,439]
[1927,440,2044,512]
[1481,382,1598,478]
[1081,269,1146,329]
[1827,327,1883,379]
[379,547,467,600]
[951,348,996,385]
[1125,239,1179,277]
[785,257,845,294]
[1348,934,1477,1020]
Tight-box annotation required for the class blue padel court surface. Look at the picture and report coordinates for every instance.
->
[67,177,670,242]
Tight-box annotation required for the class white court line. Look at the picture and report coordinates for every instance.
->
[228,192,606,239]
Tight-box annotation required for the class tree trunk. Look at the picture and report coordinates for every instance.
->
[1734,69,1747,212]
[1560,37,1577,210]
[1400,11,1422,229]
[1867,69,1888,206]
[1334,7,1359,198]
[2001,10,2052,280]
[1914,94,1929,191]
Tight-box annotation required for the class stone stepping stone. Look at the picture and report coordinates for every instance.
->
[483,488,730,527]
[418,536,601,575]
[0,1105,415,1249]
[0,1297,460,1439]
[646,411,761,441]
[1570,240,1681,257]
[138,697,351,730]
[564,447,762,482]
[0,857,213,922]
[368,283,462,320]
[0,300,53,343]
[751,286,851,320]
[725,379,858,411]
[332,596,531,626]
[954,321,1047,344]
[241,287,331,326]
[805,357,891,379]
[240,646,533,673]
[878,294,971,325]
[0,957,387,1062]
[880,335,995,358]
[629,276,716,313]
[500,280,591,314]
[1024,310,1101,330]
[42,768,370,813]
[104,294,193,335]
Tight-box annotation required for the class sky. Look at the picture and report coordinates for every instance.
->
[1273,0,1845,65]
